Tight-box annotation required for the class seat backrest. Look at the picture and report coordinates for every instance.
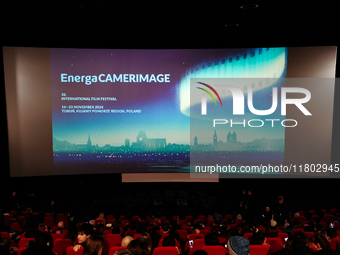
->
[330,237,340,250]
[125,229,136,237]
[56,214,69,228]
[202,245,226,255]
[133,233,141,239]
[52,233,66,243]
[291,228,304,236]
[244,232,253,240]
[108,246,127,255]
[218,237,227,244]
[52,239,73,255]
[1,232,11,239]
[200,230,211,236]
[66,246,84,255]
[176,230,188,241]
[188,234,204,240]
[10,222,23,233]
[278,232,288,244]
[192,238,205,252]
[266,238,283,253]
[17,247,27,255]
[105,234,122,246]
[18,238,35,249]
[153,247,179,255]
[250,245,270,255]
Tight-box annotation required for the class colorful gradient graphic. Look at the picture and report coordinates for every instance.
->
[196,82,223,106]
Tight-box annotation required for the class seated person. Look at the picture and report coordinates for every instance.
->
[82,234,104,255]
[22,232,54,255]
[73,223,94,251]
[204,233,219,246]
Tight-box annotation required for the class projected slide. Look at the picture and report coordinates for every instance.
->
[50,48,287,174]
[3,46,336,177]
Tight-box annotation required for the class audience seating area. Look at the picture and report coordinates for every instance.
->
[1,206,340,255]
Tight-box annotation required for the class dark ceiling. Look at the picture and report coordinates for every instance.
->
[2,1,339,49]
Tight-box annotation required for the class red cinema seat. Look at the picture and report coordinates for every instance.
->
[176,230,188,241]
[1,232,11,239]
[133,233,141,239]
[153,247,179,255]
[330,237,340,250]
[266,237,283,253]
[225,214,233,220]
[218,237,227,244]
[250,245,270,255]
[53,239,73,255]
[200,229,211,236]
[188,238,205,255]
[244,233,253,240]
[278,232,288,244]
[44,217,55,229]
[291,228,304,236]
[18,238,35,249]
[108,246,127,255]
[162,233,169,239]
[188,234,204,240]
[132,216,139,221]
[104,230,112,237]
[202,245,226,255]
[105,234,122,247]
[17,247,27,255]
[183,226,193,234]
[125,230,136,237]
[56,214,69,228]
[66,246,84,255]
[52,233,66,243]
[10,222,23,233]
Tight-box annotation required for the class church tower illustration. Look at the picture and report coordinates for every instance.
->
[227,131,237,143]
[194,136,198,146]
[213,130,217,147]
[86,135,92,150]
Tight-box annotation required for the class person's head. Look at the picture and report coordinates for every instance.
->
[98,212,104,218]
[193,223,203,234]
[265,226,278,238]
[58,221,65,228]
[228,236,250,255]
[139,232,152,253]
[161,222,170,233]
[162,235,176,247]
[291,231,309,254]
[136,222,147,234]
[250,229,266,245]
[121,236,133,246]
[55,227,64,234]
[82,234,104,255]
[35,232,54,250]
[237,214,243,220]
[0,238,11,255]
[204,233,219,246]
[127,238,148,255]
[77,223,93,244]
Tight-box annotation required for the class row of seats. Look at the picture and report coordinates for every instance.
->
[15,244,272,255]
